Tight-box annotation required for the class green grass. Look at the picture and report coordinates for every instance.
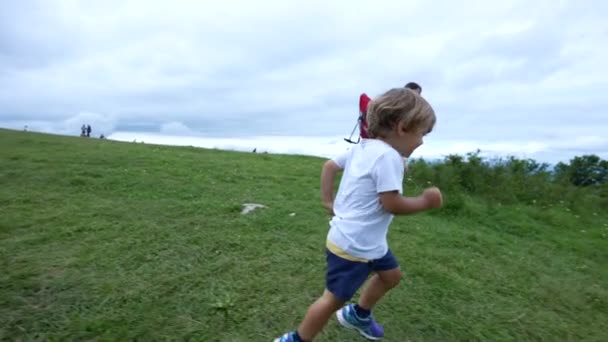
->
[1,128,607,341]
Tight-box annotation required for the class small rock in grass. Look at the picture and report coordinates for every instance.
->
[241,203,266,214]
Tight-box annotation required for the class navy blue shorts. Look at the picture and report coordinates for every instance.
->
[325,248,399,302]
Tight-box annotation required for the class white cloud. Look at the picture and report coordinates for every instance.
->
[160,121,194,136]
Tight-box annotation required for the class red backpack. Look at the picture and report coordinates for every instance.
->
[344,93,372,144]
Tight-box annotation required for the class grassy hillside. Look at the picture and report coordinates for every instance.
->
[1,128,607,341]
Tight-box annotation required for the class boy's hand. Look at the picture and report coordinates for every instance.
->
[422,187,443,209]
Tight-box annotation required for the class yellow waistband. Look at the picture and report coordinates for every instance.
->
[326,239,369,263]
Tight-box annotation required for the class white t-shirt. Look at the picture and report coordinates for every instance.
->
[327,139,405,260]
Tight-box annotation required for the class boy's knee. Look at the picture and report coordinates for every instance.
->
[320,289,346,310]
[380,269,403,288]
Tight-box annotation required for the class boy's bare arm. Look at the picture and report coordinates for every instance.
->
[379,187,443,215]
[320,160,342,213]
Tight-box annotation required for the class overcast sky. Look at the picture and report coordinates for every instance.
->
[1,0,607,163]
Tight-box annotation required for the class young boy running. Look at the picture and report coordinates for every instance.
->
[274,87,443,342]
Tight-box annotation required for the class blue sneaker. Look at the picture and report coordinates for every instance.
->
[273,331,300,342]
[336,304,384,340]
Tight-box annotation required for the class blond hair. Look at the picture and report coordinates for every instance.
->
[366,88,436,138]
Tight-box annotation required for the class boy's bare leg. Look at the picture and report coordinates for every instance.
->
[297,289,345,341]
[358,268,403,310]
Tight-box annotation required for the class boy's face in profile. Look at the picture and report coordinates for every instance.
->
[396,126,427,158]
[403,131,425,157]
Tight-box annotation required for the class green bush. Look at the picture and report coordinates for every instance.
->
[407,152,607,216]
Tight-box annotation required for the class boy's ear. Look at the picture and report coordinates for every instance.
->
[396,120,408,136]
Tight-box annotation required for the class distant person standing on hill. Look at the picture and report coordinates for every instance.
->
[86,125,92,137]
